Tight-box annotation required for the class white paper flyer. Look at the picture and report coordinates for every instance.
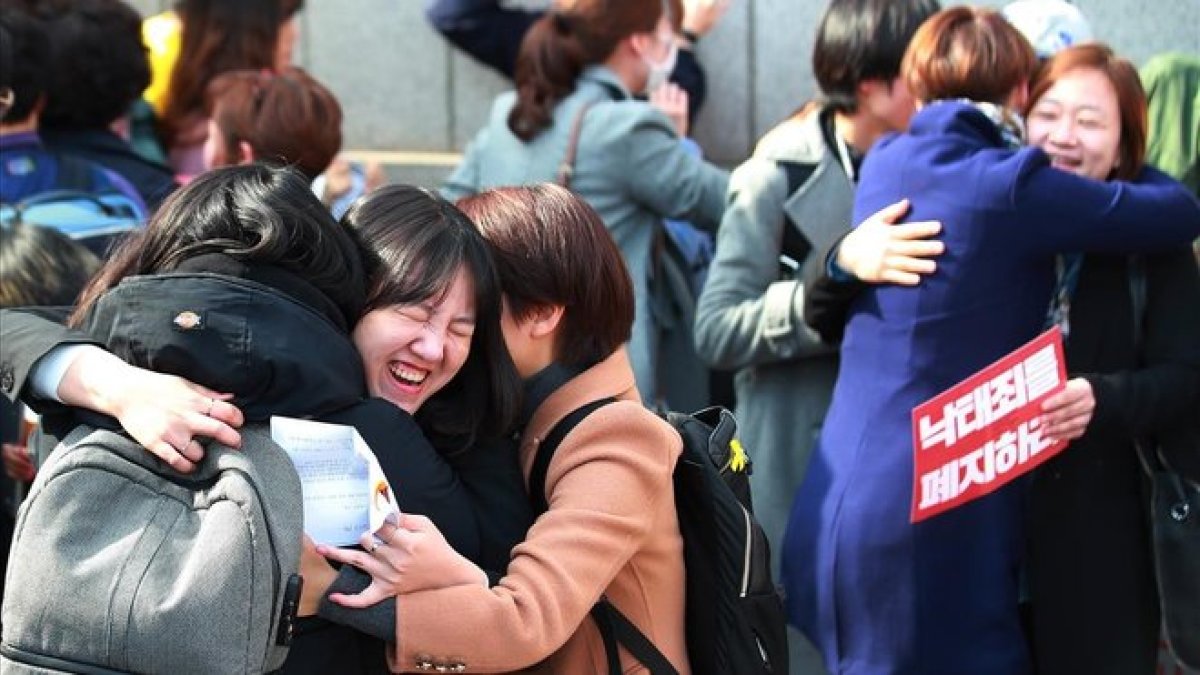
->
[270,416,401,546]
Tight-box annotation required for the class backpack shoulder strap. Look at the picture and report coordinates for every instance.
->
[592,600,680,675]
[528,397,617,514]
[527,397,680,675]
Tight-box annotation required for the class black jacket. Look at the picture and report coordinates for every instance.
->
[1026,247,1200,675]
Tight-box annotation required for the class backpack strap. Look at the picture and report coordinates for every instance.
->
[592,600,680,675]
[528,397,681,675]
[528,397,617,514]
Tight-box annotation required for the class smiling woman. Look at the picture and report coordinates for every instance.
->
[1026,44,1146,182]
[1020,43,1200,675]
[343,184,512,449]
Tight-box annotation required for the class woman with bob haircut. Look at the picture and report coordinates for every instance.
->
[1019,43,1200,675]
[307,183,691,675]
[442,0,728,410]
[202,67,342,182]
[0,166,525,674]
[779,8,1200,674]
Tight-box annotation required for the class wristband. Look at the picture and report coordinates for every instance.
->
[682,29,700,45]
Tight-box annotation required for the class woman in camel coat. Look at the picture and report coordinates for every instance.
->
[308,184,689,674]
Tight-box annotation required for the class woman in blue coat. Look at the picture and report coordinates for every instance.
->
[779,8,1200,675]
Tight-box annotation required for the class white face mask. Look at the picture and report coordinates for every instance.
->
[641,36,678,94]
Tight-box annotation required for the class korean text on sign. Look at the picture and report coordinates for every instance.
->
[910,327,1068,522]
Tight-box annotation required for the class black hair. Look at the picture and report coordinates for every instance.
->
[0,7,50,122]
[343,185,521,451]
[812,0,941,112]
[0,222,100,307]
[73,163,368,329]
[32,0,152,130]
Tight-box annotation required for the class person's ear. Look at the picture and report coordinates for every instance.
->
[627,31,653,59]
[237,141,256,165]
[1008,80,1030,112]
[528,304,565,340]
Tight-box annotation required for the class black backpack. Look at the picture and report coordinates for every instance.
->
[530,401,788,675]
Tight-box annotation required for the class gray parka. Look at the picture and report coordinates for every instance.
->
[443,66,728,406]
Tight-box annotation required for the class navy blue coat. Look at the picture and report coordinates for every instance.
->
[780,101,1200,675]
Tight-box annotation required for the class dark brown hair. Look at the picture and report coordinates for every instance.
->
[1027,43,1146,181]
[160,0,297,148]
[902,6,1037,105]
[457,183,635,369]
[507,0,676,141]
[206,67,343,180]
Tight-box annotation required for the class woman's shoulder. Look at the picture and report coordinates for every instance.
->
[556,399,681,477]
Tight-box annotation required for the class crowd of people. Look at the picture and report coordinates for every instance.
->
[0,0,1198,674]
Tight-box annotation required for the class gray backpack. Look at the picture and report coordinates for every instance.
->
[1,424,304,674]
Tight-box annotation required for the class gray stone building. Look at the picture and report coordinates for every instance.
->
[126,0,1198,187]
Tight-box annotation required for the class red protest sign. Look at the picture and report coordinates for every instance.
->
[910,327,1068,523]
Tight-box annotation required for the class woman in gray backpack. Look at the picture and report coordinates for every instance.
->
[0,165,527,674]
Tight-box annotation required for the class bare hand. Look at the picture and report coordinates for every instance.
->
[319,514,486,609]
[1040,378,1095,442]
[650,83,690,137]
[59,349,244,473]
[682,0,732,37]
[299,535,339,617]
[321,157,354,205]
[2,443,35,483]
[836,199,944,285]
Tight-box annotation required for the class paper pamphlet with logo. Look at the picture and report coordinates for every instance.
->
[910,327,1069,523]
[270,416,401,546]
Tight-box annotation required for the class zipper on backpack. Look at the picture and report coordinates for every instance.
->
[740,505,752,597]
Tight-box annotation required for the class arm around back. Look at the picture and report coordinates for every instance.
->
[390,401,684,673]
[0,307,97,410]
[1016,159,1200,255]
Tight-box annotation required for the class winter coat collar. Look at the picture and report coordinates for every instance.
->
[909,100,1012,149]
[81,266,366,422]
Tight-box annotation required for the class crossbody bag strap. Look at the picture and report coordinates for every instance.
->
[556,102,596,189]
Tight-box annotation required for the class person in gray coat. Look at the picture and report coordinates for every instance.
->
[441,0,727,409]
[693,0,940,670]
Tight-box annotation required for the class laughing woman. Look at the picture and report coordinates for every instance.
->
[308,184,691,674]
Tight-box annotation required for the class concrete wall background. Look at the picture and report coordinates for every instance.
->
[127,0,1199,185]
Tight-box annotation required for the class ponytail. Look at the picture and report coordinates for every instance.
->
[508,13,586,142]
